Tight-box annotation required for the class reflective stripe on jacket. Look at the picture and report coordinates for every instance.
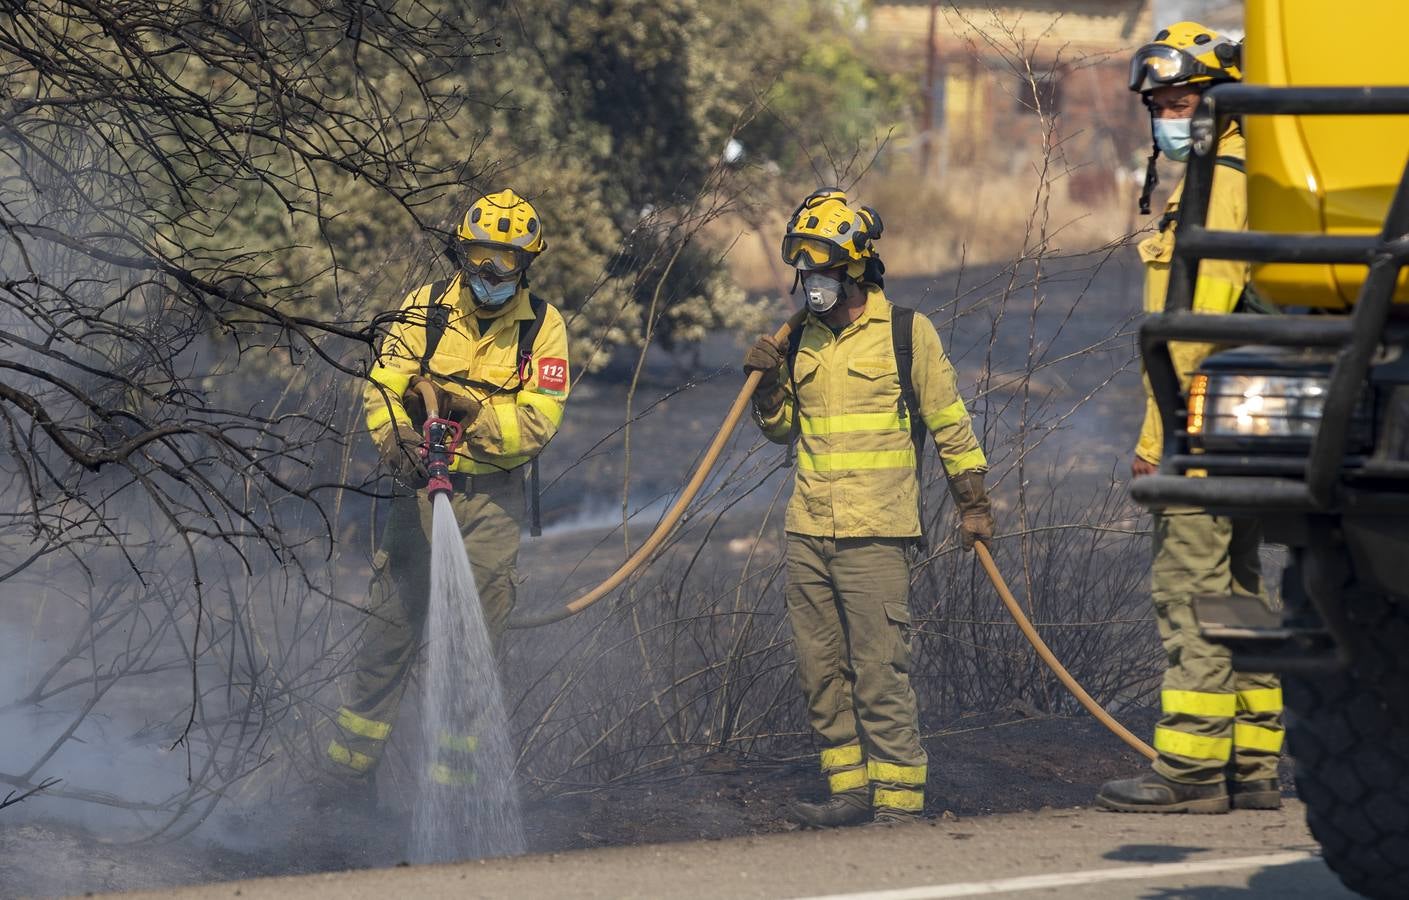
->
[1135,125,1249,465]
[756,287,986,538]
[364,275,569,475]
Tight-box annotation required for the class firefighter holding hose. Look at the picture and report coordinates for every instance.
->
[322,189,570,800]
[1096,22,1284,814]
[743,189,993,826]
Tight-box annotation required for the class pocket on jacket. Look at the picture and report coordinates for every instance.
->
[475,362,519,390]
[847,357,894,380]
[791,350,822,386]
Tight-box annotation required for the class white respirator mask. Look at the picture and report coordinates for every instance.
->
[802,271,844,314]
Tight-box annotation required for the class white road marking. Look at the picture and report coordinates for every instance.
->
[791,850,1317,900]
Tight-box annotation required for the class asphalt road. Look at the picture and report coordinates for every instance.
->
[114,801,1350,900]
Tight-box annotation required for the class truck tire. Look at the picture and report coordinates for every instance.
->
[1285,586,1409,900]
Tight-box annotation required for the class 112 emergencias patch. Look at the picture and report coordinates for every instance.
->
[536,357,568,394]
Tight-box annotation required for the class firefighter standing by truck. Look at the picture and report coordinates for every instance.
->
[1096,23,1285,814]
[323,189,571,798]
[743,189,993,826]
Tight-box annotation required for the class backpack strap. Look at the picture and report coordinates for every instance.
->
[1157,156,1246,235]
[1215,155,1246,174]
[420,279,453,376]
[891,305,928,548]
[785,315,807,446]
[518,293,550,537]
[516,293,549,385]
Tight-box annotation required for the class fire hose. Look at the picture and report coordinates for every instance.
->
[413,322,1156,760]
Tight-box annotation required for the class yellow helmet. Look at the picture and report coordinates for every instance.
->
[451,189,546,278]
[780,188,883,280]
[1129,21,1242,94]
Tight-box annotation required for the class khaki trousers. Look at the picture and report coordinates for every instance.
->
[786,534,928,813]
[326,472,523,779]
[1150,508,1284,785]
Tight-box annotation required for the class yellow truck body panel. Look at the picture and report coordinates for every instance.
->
[1244,0,1409,307]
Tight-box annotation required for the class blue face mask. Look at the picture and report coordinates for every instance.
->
[467,273,518,308]
[1153,116,1193,162]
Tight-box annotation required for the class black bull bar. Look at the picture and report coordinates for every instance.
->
[1132,85,1409,515]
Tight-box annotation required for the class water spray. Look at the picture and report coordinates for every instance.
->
[407,380,526,860]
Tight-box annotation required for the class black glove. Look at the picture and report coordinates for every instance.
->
[743,334,785,387]
[949,469,994,551]
[744,334,786,415]
[404,375,482,426]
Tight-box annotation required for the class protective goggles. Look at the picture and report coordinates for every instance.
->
[781,234,850,271]
[1128,43,1225,93]
[451,240,533,278]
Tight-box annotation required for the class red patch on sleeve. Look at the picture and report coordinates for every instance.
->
[536,357,568,394]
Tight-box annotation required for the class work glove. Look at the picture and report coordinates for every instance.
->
[404,375,482,426]
[744,334,786,416]
[376,421,428,481]
[948,469,994,551]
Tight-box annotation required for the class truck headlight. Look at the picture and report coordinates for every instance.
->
[1187,372,1374,453]
[1188,373,1328,440]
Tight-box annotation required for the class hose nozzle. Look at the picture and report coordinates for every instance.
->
[422,417,462,499]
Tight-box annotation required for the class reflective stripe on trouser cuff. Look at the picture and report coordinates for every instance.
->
[941,447,988,475]
[430,763,477,787]
[337,707,392,741]
[1234,722,1285,753]
[1154,727,1231,762]
[867,760,927,785]
[327,740,375,773]
[438,733,479,753]
[1237,687,1283,714]
[1162,689,1237,717]
[874,787,923,811]
[829,768,868,793]
[820,743,863,771]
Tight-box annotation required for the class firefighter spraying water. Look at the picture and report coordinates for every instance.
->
[317,188,570,859]
[413,409,526,862]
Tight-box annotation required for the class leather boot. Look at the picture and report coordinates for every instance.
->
[789,789,871,828]
[1096,772,1229,814]
[867,807,921,827]
[1229,778,1282,810]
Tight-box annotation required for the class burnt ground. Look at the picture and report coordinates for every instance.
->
[0,711,1300,897]
[0,709,1232,897]
[1,253,1291,897]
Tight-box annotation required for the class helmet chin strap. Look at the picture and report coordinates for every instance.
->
[1139,140,1161,216]
[1139,98,1161,216]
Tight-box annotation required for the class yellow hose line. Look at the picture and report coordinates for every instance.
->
[975,540,1157,761]
[413,380,440,420]
[497,311,1157,762]
[508,310,808,629]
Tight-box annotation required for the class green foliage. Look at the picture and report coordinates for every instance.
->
[736,6,914,178]
[180,0,919,371]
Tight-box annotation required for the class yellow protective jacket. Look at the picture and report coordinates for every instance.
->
[1135,124,1249,464]
[755,287,987,538]
[364,275,570,475]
